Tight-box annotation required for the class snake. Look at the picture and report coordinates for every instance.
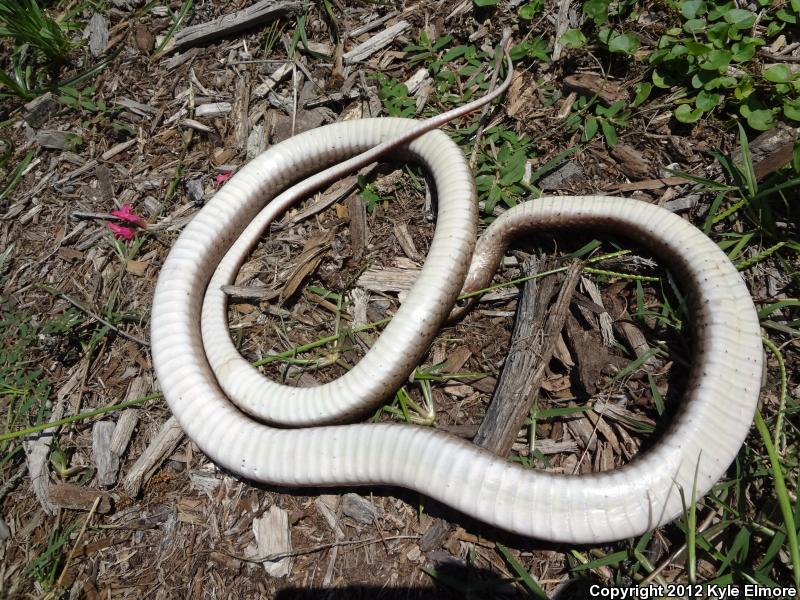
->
[150,53,762,543]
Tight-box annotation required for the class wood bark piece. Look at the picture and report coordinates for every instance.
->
[110,409,138,461]
[48,483,112,514]
[36,130,72,150]
[614,311,652,360]
[252,505,292,578]
[343,21,410,63]
[233,73,251,150]
[92,421,117,487]
[346,193,367,263]
[357,265,418,294]
[563,74,627,105]
[580,276,615,347]
[123,416,184,496]
[222,284,280,301]
[162,0,302,54]
[610,144,651,179]
[606,176,689,193]
[275,167,374,230]
[83,13,109,57]
[342,493,383,524]
[195,102,232,118]
[280,229,335,301]
[101,139,136,161]
[474,259,583,457]
[24,92,59,127]
[551,0,573,61]
[393,222,421,261]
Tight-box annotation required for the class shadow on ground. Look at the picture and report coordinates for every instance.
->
[274,561,596,599]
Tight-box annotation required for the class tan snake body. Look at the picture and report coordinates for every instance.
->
[150,58,762,543]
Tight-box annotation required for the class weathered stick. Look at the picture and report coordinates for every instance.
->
[474,258,583,457]
[161,0,302,54]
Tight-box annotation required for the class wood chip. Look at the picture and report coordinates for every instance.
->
[357,265,418,294]
[48,483,112,513]
[83,13,109,57]
[36,130,72,150]
[580,276,615,347]
[252,505,292,577]
[24,92,60,128]
[605,176,688,193]
[125,260,148,276]
[534,438,580,455]
[176,497,205,525]
[233,73,251,150]
[24,361,86,514]
[253,63,293,98]
[551,0,575,61]
[113,97,157,116]
[221,284,280,301]
[342,493,383,524]
[315,497,343,586]
[343,21,410,63]
[280,229,335,301]
[346,193,367,263]
[566,416,598,454]
[539,161,584,191]
[585,410,621,455]
[610,144,651,179]
[134,24,155,53]
[101,139,137,161]
[392,222,421,261]
[180,118,214,133]
[165,47,199,70]
[563,73,627,105]
[123,416,184,496]
[110,409,138,462]
[93,421,117,487]
[196,102,232,118]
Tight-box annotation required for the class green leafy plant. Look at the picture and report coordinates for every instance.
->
[509,37,551,63]
[0,0,72,98]
[462,125,534,214]
[565,97,631,146]
[58,84,108,113]
[0,0,71,65]
[373,74,416,118]
[574,0,800,130]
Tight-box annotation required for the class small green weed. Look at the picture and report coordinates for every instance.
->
[0,305,50,467]
[22,522,77,589]
[564,97,631,146]
[58,84,108,113]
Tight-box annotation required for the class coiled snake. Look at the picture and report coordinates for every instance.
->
[151,54,762,543]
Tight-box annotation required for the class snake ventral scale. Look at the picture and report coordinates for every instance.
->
[150,50,763,543]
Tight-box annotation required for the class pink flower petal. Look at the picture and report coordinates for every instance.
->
[215,172,232,186]
[110,203,146,227]
[107,222,135,241]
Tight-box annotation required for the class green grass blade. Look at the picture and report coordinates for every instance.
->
[497,543,548,599]
[753,410,800,589]
[0,149,35,203]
